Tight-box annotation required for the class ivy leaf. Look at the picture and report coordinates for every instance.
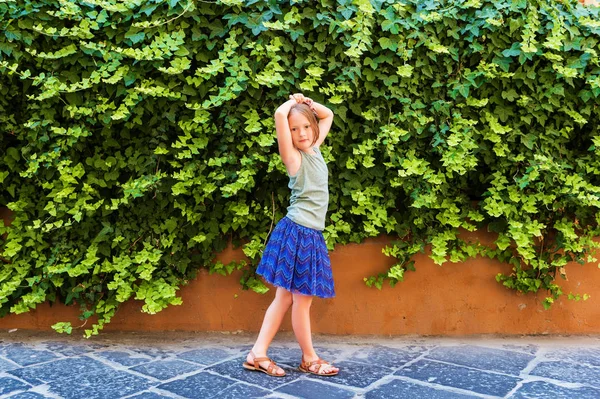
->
[125,31,146,44]
[502,42,522,57]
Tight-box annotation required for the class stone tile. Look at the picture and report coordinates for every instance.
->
[0,376,31,395]
[312,346,344,361]
[6,393,49,399]
[396,359,521,397]
[425,345,534,375]
[94,350,150,367]
[213,382,272,398]
[2,344,60,367]
[157,372,235,398]
[543,348,600,367]
[365,379,480,399]
[530,360,600,387]
[262,346,303,366]
[501,344,538,355]
[350,345,427,369]
[47,368,153,399]
[276,379,355,399]
[509,381,600,399]
[307,360,390,388]
[178,348,231,365]
[116,391,168,399]
[131,359,203,380]
[7,356,111,385]
[86,342,111,350]
[128,347,177,360]
[0,357,20,372]
[207,358,300,390]
[226,344,253,352]
[42,341,93,357]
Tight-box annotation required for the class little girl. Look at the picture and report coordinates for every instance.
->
[242,93,339,377]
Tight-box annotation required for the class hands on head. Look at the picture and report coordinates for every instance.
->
[289,93,317,114]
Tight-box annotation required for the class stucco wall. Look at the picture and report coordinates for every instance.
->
[2,224,600,335]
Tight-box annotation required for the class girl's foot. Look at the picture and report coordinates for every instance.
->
[243,351,286,377]
[299,354,339,376]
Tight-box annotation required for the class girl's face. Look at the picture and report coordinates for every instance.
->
[288,111,314,151]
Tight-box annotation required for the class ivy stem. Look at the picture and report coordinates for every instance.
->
[129,235,144,251]
[262,192,275,249]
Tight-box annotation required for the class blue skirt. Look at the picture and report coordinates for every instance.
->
[256,216,335,298]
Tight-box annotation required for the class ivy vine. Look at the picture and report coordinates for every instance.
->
[2,0,600,337]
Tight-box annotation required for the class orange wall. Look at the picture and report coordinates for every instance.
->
[2,223,600,335]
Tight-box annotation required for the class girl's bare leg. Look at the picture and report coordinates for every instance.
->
[291,293,339,374]
[247,287,292,375]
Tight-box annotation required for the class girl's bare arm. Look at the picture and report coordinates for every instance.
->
[274,99,301,173]
[310,100,333,147]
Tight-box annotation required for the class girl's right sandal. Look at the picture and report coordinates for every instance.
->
[242,351,286,377]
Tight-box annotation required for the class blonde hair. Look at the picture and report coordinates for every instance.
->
[289,103,320,147]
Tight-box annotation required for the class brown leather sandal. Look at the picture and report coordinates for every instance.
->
[298,356,339,376]
[242,351,286,377]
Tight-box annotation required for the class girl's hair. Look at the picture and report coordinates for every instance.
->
[289,103,320,147]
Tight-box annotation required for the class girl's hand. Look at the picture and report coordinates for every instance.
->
[290,93,306,103]
[290,93,316,113]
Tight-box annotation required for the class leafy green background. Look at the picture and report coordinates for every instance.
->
[2,0,600,337]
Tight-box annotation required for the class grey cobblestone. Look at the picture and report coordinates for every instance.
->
[0,330,599,399]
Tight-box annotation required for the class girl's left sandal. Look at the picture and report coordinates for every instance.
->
[298,357,339,376]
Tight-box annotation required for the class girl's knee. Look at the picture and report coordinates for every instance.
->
[275,288,293,306]
[292,293,313,308]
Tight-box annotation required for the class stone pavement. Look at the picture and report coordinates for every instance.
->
[0,330,600,399]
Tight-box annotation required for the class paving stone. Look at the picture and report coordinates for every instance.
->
[0,376,31,395]
[262,346,303,366]
[85,343,111,350]
[118,391,168,399]
[47,368,153,399]
[312,346,344,362]
[307,360,390,388]
[0,357,19,372]
[276,379,355,399]
[425,345,534,375]
[6,393,49,399]
[213,382,272,398]
[509,381,600,399]
[543,348,600,367]
[157,371,235,398]
[350,345,427,369]
[3,334,600,399]
[228,344,253,352]
[128,347,177,360]
[42,341,93,357]
[131,359,203,380]
[2,344,59,367]
[7,356,112,385]
[501,344,538,355]
[365,379,480,399]
[94,350,151,367]
[396,359,521,397]
[530,360,600,387]
[178,348,232,365]
[207,358,300,390]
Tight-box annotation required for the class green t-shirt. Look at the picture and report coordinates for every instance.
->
[286,146,329,231]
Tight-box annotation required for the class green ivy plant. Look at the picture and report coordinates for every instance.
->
[1,0,600,337]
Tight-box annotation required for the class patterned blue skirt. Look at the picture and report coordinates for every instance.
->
[256,216,335,298]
